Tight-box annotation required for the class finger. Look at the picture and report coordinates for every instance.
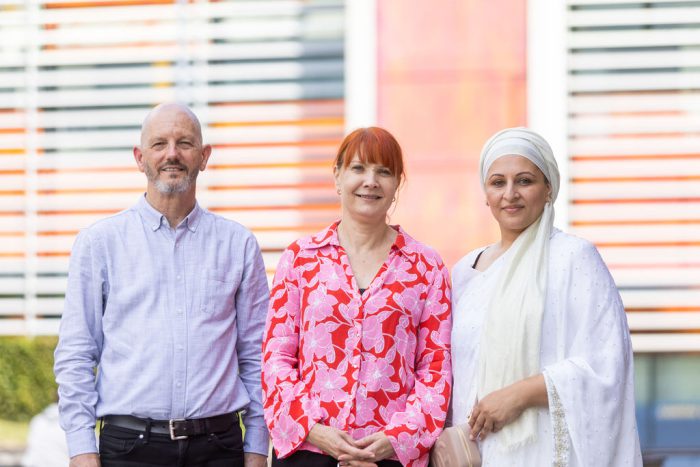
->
[354,433,379,448]
[468,406,480,427]
[470,413,486,440]
[480,420,494,439]
[336,443,375,461]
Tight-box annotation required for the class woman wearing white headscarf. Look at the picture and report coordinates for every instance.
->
[450,127,642,466]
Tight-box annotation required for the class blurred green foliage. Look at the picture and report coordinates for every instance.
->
[0,336,58,422]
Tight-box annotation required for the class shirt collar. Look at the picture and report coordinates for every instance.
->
[135,194,203,232]
[305,220,419,259]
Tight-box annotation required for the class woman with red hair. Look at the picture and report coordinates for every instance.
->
[262,127,452,467]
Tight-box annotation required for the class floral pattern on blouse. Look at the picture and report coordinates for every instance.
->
[262,222,452,467]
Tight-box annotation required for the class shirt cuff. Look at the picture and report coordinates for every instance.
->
[65,427,98,458]
[243,425,270,456]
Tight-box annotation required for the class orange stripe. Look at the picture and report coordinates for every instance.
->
[38,188,141,195]
[38,167,134,174]
[0,252,24,258]
[626,307,700,312]
[0,211,23,216]
[572,153,700,161]
[209,203,338,212]
[45,0,174,8]
[37,252,70,257]
[0,128,23,134]
[0,190,25,196]
[211,99,343,108]
[38,209,119,216]
[210,118,344,128]
[38,230,78,236]
[573,175,700,183]
[574,198,700,204]
[214,139,341,149]
[0,150,25,156]
[597,241,700,248]
[574,219,700,226]
[609,263,700,268]
[0,170,24,175]
[208,183,333,191]
[208,161,331,170]
[0,231,23,237]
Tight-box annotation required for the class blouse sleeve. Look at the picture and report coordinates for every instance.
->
[384,262,453,467]
[261,247,326,458]
[542,239,642,466]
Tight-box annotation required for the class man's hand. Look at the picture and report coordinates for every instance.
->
[306,424,375,461]
[243,452,267,467]
[69,453,100,467]
[337,431,394,467]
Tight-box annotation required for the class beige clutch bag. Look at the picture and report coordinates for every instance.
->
[430,424,482,467]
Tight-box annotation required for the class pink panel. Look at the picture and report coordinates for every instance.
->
[377,0,527,267]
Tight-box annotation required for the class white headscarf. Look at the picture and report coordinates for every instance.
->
[477,127,560,451]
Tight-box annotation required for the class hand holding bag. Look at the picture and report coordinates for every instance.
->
[429,423,482,467]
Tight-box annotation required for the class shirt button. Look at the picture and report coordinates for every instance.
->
[176,275,182,280]
[176,382,182,388]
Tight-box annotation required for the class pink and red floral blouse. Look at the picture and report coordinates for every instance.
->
[262,222,452,467]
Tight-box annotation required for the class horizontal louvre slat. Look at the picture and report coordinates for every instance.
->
[0,41,343,67]
[627,312,700,331]
[0,82,344,109]
[0,0,345,334]
[569,92,700,113]
[570,136,700,155]
[570,72,700,93]
[631,334,700,353]
[568,7,700,27]
[567,1,700,350]
[570,30,700,49]
[569,50,700,71]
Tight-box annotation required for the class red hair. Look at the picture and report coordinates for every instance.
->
[334,127,405,182]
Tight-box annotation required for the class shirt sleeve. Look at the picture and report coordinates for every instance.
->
[385,261,453,467]
[542,240,642,466]
[261,247,326,458]
[235,233,271,456]
[53,230,103,457]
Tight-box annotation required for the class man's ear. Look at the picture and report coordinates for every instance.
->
[133,146,146,173]
[199,144,213,171]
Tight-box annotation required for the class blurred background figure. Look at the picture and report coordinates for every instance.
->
[22,403,69,467]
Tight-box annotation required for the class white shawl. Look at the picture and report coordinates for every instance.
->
[477,127,560,450]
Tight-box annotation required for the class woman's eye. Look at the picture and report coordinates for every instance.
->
[491,179,505,187]
[378,168,393,176]
[518,178,533,185]
[351,165,364,171]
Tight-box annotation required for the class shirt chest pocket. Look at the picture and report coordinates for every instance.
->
[198,269,239,315]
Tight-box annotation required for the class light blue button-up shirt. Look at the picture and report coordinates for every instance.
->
[54,195,270,457]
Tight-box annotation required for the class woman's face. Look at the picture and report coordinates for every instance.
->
[485,155,551,237]
[334,154,399,223]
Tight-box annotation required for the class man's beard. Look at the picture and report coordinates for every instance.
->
[145,163,198,194]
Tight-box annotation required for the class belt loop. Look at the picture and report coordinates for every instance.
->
[143,417,152,444]
[99,417,104,433]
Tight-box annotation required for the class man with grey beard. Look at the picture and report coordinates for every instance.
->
[54,103,269,467]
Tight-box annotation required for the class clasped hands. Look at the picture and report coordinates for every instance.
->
[307,424,395,467]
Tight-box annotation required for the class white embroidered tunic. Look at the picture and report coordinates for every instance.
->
[450,230,642,467]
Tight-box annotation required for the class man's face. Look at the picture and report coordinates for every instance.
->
[134,106,211,195]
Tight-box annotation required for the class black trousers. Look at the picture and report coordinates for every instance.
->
[99,422,244,467]
[272,450,403,467]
